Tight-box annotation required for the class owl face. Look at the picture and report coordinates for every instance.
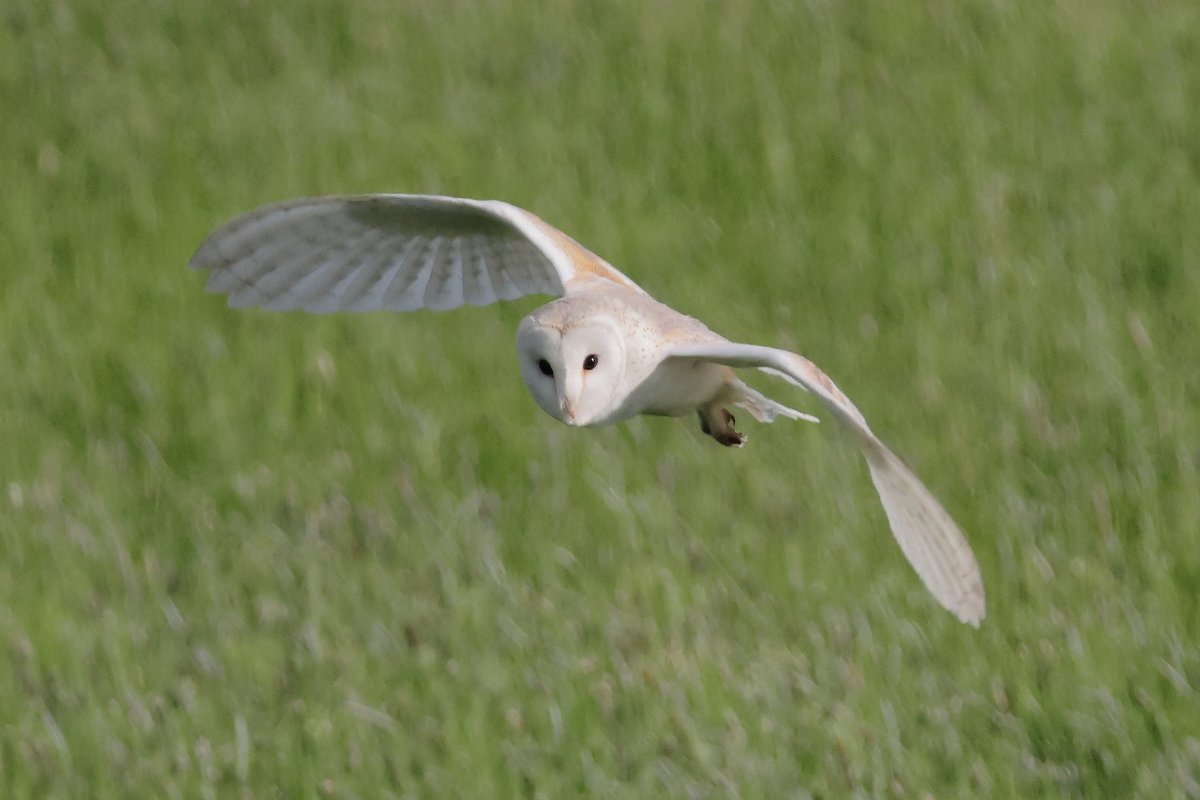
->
[516,308,626,427]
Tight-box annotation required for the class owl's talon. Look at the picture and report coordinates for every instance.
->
[700,407,745,447]
[715,430,746,447]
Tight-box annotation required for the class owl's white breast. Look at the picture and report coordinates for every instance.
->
[610,357,735,420]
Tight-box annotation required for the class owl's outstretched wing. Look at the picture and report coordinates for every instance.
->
[190,194,646,312]
[666,342,985,627]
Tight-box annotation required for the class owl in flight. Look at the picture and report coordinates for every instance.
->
[191,194,985,626]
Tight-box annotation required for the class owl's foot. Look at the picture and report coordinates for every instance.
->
[698,407,745,448]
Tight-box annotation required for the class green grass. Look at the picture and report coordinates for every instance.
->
[3,0,1199,796]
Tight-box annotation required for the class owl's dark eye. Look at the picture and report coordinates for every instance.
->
[538,359,554,377]
[583,354,599,371]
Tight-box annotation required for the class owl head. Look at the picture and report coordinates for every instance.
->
[515,301,626,427]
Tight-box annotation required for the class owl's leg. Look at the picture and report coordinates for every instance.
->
[698,406,745,447]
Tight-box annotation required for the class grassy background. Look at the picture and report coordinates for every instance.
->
[3,0,1199,796]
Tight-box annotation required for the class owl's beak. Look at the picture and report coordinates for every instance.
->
[557,378,581,424]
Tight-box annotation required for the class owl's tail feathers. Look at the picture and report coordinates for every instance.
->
[729,380,819,424]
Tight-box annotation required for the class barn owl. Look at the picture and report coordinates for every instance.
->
[191,194,985,626]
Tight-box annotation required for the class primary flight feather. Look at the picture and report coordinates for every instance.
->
[191,193,985,626]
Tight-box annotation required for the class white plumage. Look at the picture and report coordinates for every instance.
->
[191,194,986,626]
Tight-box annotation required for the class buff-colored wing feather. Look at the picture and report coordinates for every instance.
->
[666,342,985,626]
[190,194,644,312]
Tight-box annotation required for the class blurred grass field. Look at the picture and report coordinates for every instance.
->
[3,0,1199,796]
